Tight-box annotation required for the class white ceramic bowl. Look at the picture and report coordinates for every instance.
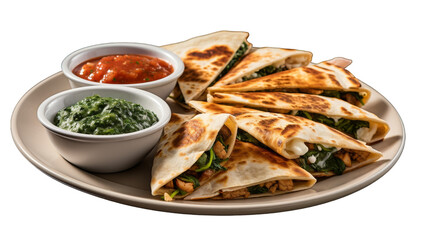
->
[61,42,184,99]
[37,86,171,173]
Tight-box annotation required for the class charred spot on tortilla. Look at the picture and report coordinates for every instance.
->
[204,102,228,113]
[347,75,361,87]
[208,130,218,140]
[155,149,163,158]
[303,67,321,75]
[280,124,301,138]
[296,96,330,112]
[169,114,183,124]
[212,93,225,99]
[341,106,353,116]
[254,127,272,141]
[172,119,206,148]
[291,165,310,177]
[186,45,234,60]
[327,74,342,87]
[212,56,231,67]
[237,92,264,100]
[259,118,279,127]
[216,175,229,184]
[283,115,305,124]
[180,64,212,83]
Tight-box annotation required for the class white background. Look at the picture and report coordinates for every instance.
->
[2,0,427,239]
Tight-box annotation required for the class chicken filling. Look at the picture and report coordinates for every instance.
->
[162,126,232,200]
[219,179,295,199]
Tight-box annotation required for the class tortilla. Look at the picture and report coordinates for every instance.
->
[151,113,238,198]
[212,47,312,87]
[162,31,252,104]
[207,92,389,143]
[188,101,382,177]
[207,61,371,106]
[185,140,316,200]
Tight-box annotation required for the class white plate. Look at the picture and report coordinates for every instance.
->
[11,72,405,215]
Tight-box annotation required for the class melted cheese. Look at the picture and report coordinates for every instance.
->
[308,155,317,164]
[285,139,308,157]
[356,123,377,142]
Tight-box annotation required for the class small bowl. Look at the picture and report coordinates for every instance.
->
[61,42,184,99]
[37,86,171,173]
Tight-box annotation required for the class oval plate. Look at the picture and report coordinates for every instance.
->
[11,72,405,215]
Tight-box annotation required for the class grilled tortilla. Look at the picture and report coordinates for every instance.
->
[185,140,316,200]
[207,92,389,143]
[162,31,252,104]
[151,113,238,199]
[188,101,382,177]
[207,61,371,106]
[213,47,312,87]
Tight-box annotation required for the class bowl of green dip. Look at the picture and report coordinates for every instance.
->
[37,86,171,173]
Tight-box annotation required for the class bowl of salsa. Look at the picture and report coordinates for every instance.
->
[62,42,184,99]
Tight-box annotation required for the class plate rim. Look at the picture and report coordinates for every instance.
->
[10,71,406,215]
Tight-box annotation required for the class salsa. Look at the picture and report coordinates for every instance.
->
[54,95,158,135]
[72,54,174,84]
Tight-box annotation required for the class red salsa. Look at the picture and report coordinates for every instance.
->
[73,54,174,84]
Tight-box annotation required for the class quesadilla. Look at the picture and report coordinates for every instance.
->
[212,47,312,87]
[207,92,389,143]
[185,140,316,200]
[151,113,238,200]
[207,61,370,106]
[162,31,252,105]
[188,101,382,177]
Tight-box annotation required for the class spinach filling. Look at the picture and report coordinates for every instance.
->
[236,129,266,149]
[210,42,249,86]
[54,95,158,135]
[236,129,349,175]
[293,111,369,139]
[247,185,269,194]
[298,144,346,175]
[195,135,229,172]
[242,65,289,82]
[321,90,365,106]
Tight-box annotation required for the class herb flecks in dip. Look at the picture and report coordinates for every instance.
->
[54,95,158,135]
[73,54,174,84]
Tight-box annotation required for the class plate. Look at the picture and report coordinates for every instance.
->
[11,72,405,215]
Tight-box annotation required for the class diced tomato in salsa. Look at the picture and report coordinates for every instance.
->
[73,54,174,84]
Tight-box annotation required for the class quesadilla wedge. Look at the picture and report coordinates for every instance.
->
[188,101,382,177]
[162,31,252,105]
[212,47,312,87]
[207,92,389,143]
[151,113,238,200]
[185,140,316,200]
[207,61,370,106]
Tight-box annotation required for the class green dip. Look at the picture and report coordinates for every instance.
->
[54,95,158,135]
